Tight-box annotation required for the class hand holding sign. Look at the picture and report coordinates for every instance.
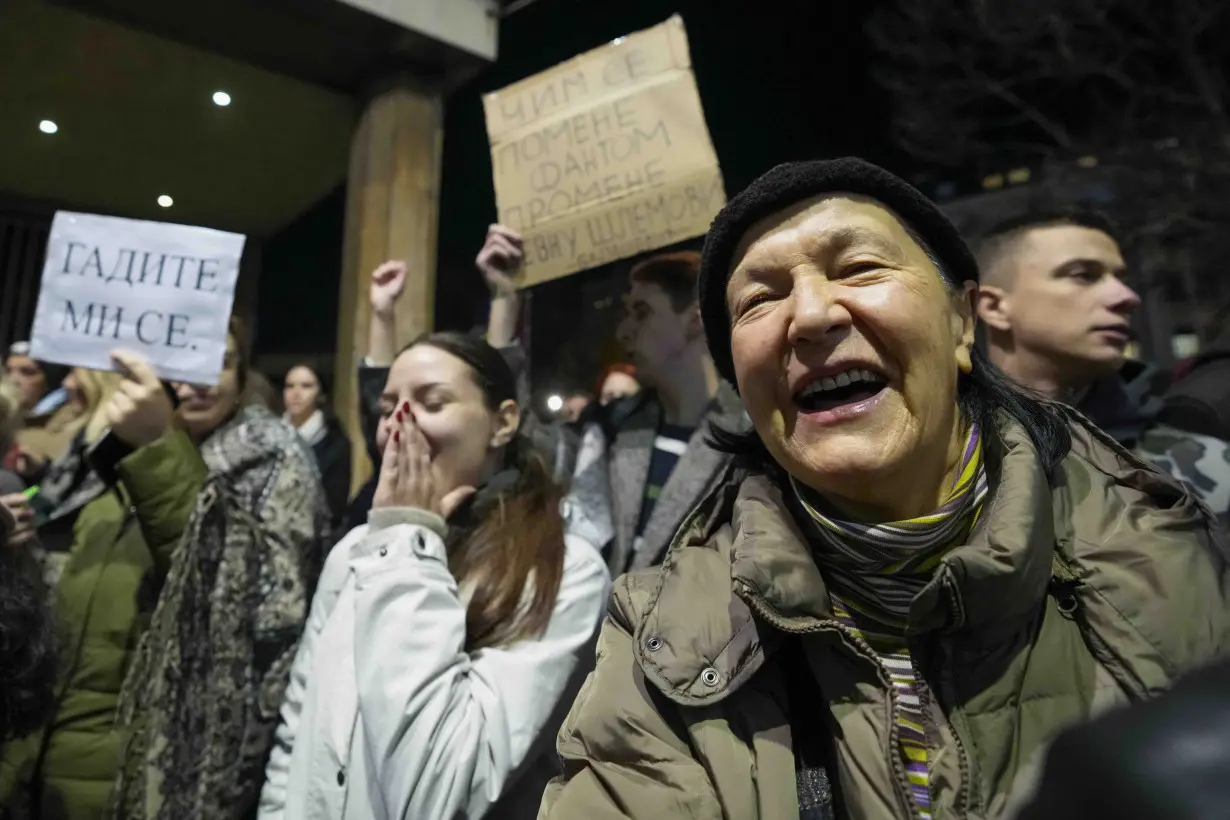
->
[476,225,524,297]
[106,350,174,448]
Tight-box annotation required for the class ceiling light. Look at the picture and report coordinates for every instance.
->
[212,91,231,107]
[39,120,58,134]
[546,394,564,413]
[157,195,174,208]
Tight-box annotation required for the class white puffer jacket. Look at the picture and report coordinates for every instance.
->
[257,506,610,820]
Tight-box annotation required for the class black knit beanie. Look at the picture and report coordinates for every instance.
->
[698,157,980,386]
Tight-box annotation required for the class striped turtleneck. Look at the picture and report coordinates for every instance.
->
[791,422,989,820]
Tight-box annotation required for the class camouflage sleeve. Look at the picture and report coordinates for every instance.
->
[1137,424,1230,526]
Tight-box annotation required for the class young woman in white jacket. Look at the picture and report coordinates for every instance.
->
[258,332,611,820]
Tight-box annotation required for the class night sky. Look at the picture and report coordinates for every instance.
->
[259,0,916,395]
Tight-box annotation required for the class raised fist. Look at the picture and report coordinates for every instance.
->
[475,225,524,297]
[371,261,408,317]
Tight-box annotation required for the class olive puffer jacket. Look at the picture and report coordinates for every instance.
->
[0,432,206,819]
[540,410,1230,820]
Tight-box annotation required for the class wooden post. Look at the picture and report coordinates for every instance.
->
[334,78,444,494]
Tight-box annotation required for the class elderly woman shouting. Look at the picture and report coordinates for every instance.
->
[539,159,1230,820]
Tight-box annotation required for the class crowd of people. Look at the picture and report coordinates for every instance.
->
[0,156,1228,820]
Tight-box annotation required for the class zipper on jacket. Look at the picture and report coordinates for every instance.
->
[907,572,972,819]
[737,581,923,820]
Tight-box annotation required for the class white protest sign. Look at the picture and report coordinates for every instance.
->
[29,211,246,386]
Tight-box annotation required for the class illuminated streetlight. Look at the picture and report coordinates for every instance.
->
[157,195,174,208]
[212,91,232,107]
[39,120,58,134]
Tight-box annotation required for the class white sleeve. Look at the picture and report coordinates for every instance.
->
[257,527,366,818]
[350,508,611,820]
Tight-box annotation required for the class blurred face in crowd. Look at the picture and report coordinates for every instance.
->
[283,366,322,427]
[726,195,975,520]
[599,371,640,406]
[562,394,590,423]
[377,343,519,497]
[979,225,1138,387]
[174,334,242,440]
[616,282,701,390]
[4,355,47,412]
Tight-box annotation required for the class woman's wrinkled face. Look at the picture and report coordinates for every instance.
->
[599,371,640,406]
[173,334,241,440]
[283,366,321,425]
[377,344,519,497]
[725,195,975,512]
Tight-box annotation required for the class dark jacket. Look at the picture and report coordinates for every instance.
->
[310,415,351,530]
[1161,327,1230,442]
[1075,358,1167,447]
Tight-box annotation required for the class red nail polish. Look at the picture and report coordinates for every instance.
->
[402,401,411,414]
[396,411,403,423]
[394,431,400,443]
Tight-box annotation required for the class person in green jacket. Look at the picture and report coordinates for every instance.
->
[0,354,207,818]
[3,319,328,820]
[539,159,1230,820]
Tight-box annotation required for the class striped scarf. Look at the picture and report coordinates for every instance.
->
[791,422,988,820]
[790,422,989,631]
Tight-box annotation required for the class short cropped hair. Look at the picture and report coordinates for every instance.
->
[629,251,701,313]
[974,206,1121,286]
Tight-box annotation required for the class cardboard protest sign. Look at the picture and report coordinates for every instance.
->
[29,211,245,385]
[483,14,726,287]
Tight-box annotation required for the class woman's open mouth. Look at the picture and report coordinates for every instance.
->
[793,368,887,416]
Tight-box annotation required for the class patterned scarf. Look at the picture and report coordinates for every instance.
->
[109,405,330,820]
[790,422,989,631]
[791,421,987,820]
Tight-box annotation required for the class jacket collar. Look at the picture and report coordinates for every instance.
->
[608,382,746,573]
[635,413,1068,706]
[727,417,1058,635]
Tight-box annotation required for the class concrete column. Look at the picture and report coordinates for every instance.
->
[334,78,444,493]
